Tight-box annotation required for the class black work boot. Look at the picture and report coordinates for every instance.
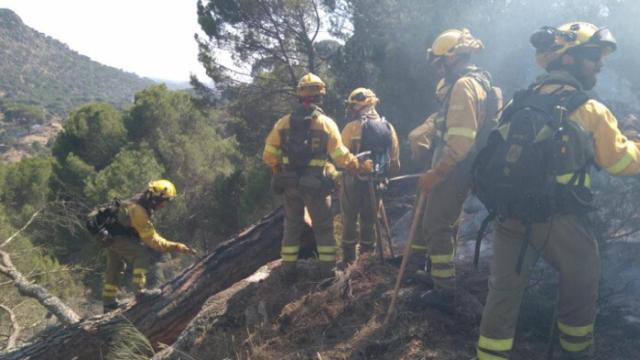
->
[337,244,356,270]
[281,262,298,284]
[103,302,119,314]
[420,285,456,314]
[135,288,162,302]
[404,252,426,284]
[359,243,374,256]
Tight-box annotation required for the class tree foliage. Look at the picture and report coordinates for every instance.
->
[84,146,165,204]
[53,102,127,171]
[1,156,52,222]
[195,0,343,155]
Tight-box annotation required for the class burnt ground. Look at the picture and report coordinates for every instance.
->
[151,191,640,360]
[153,235,640,360]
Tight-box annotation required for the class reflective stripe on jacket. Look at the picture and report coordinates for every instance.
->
[538,71,640,176]
[263,110,356,169]
[434,74,488,170]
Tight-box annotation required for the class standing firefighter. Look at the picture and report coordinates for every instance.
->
[409,28,501,310]
[340,88,400,264]
[263,73,369,283]
[88,180,192,313]
[472,22,639,360]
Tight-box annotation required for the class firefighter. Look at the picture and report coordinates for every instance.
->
[340,88,400,264]
[100,180,192,313]
[263,73,371,283]
[410,28,497,311]
[474,22,640,360]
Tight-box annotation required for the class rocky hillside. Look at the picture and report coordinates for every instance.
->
[0,8,155,115]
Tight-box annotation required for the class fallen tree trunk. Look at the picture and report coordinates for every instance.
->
[2,207,315,360]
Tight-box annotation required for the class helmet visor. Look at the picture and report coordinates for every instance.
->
[590,28,617,53]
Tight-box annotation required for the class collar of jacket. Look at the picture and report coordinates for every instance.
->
[357,107,380,121]
[291,104,324,123]
[444,64,481,85]
[133,193,155,217]
[535,70,584,91]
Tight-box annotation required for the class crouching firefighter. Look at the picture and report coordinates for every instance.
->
[409,28,502,312]
[472,22,640,360]
[340,87,400,265]
[263,73,371,283]
[87,180,193,313]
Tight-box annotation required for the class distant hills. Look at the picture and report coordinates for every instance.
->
[0,8,162,162]
[0,8,156,115]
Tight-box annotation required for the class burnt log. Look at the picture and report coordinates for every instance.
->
[2,207,315,360]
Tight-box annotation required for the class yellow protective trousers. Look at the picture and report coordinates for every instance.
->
[281,187,337,265]
[340,174,376,252]
[413,164,471,288]
[477,214,599,360]
[103,236,152,306]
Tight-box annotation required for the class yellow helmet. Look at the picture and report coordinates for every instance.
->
[296,73,326,97]
[147,179,177,200]
[531,22,617,69]
[345,87,378,111]
[427,28,483,63]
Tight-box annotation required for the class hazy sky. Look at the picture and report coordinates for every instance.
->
[1,0,208,82]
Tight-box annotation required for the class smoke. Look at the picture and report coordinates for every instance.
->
[428,0,640,108]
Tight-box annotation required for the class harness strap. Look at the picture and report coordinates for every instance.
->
[474,212,496,269]
[516,221,533,274]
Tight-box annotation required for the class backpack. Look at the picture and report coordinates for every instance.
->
[360,117,393,177]
[283,107,318,169]
[86,198,133,238]
[470,87,592,271]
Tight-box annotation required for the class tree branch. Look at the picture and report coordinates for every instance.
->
[0,304,20,351]
[0,250,80,325]
[257,0,298,85]
[0,208,43,249]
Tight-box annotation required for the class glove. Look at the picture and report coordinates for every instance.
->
[418,169,443,194]
[345,157,360,174]
[174,243,193,254]
[358,159,374,174]
[418,162,451,194]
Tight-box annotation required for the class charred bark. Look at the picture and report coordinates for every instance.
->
[2,207,315,360]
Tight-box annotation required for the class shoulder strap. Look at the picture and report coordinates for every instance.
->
[562,91,590,114]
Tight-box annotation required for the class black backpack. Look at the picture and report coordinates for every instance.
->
[471,87,591,271]
[360,117,393,177]
[283,107,317,169]
[86,198,133,238]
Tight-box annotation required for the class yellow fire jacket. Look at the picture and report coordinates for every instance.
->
[263,109,357,170]
[120,202,185,252]
[539,71,640,176]
[341,109,401,175]
[433,74,488,172]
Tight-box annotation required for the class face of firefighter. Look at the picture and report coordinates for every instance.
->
[563,48,604,91]
[443,54,468,83]
[345,106,359,121]
[152,198,168,210]
[430,56,446,79]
